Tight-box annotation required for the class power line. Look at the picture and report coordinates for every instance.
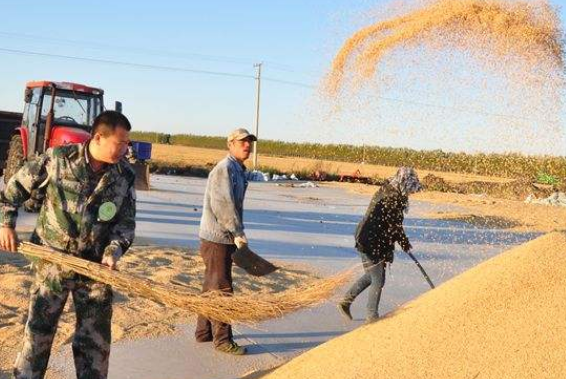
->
[0,31,257,66]
[0,30,320,76]
[0,46,556,123]
[258,76,558,123]
[262,76,315,88]
[0,46,317,88]
[0,47,255,80]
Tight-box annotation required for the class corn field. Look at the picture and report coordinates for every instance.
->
[131,131,566,180]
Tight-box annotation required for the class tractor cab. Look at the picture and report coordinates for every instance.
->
[22,81,103,158]
[1,79,151,208]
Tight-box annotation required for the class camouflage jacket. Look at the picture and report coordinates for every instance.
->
[0,142,136,272]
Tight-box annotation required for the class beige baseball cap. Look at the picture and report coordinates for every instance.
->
[227,128,257,142]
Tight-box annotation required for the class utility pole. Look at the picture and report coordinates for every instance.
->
[252,62,262,169]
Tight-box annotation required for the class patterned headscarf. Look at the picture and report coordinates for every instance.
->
[389,167,422,196]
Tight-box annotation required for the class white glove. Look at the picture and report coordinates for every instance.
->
[234,235,248,249]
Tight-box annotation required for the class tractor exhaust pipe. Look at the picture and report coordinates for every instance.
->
[43,84,57,152]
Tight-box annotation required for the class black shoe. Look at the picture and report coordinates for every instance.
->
[337,301,353,320]
[215,341,247,355]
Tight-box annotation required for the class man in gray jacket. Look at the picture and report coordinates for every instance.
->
[195,127,256,355]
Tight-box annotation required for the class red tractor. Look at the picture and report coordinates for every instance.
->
[0,81,151,210]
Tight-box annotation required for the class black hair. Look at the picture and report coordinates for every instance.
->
[92,111,132,136]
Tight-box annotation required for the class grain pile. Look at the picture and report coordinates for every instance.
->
[264,232,566,379]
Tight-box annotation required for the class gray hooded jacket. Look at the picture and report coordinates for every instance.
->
[199,155,248,244]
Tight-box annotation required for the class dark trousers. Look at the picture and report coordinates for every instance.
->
[195,239,236,346]
[14,279,113,379]
[344,253,386,319]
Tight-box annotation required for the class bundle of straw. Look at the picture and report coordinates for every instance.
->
[18,242,351,325]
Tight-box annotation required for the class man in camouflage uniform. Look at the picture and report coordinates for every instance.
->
[0,111,136,379]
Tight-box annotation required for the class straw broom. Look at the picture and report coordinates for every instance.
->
[18,242,351,325]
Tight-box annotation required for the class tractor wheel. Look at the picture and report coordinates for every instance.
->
[4,134,24,184]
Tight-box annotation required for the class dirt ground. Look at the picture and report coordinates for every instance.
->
[0,245,317,379]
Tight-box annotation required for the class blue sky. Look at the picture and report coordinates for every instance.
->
[1,0,565,155]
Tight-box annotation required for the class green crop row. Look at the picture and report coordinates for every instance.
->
[130,131,566,180]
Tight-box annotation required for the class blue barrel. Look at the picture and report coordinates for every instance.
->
[131,141,152,161]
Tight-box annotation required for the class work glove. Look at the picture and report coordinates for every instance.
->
[234,235,248,250]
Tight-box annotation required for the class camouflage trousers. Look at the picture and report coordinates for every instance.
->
[13,278,113,379]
